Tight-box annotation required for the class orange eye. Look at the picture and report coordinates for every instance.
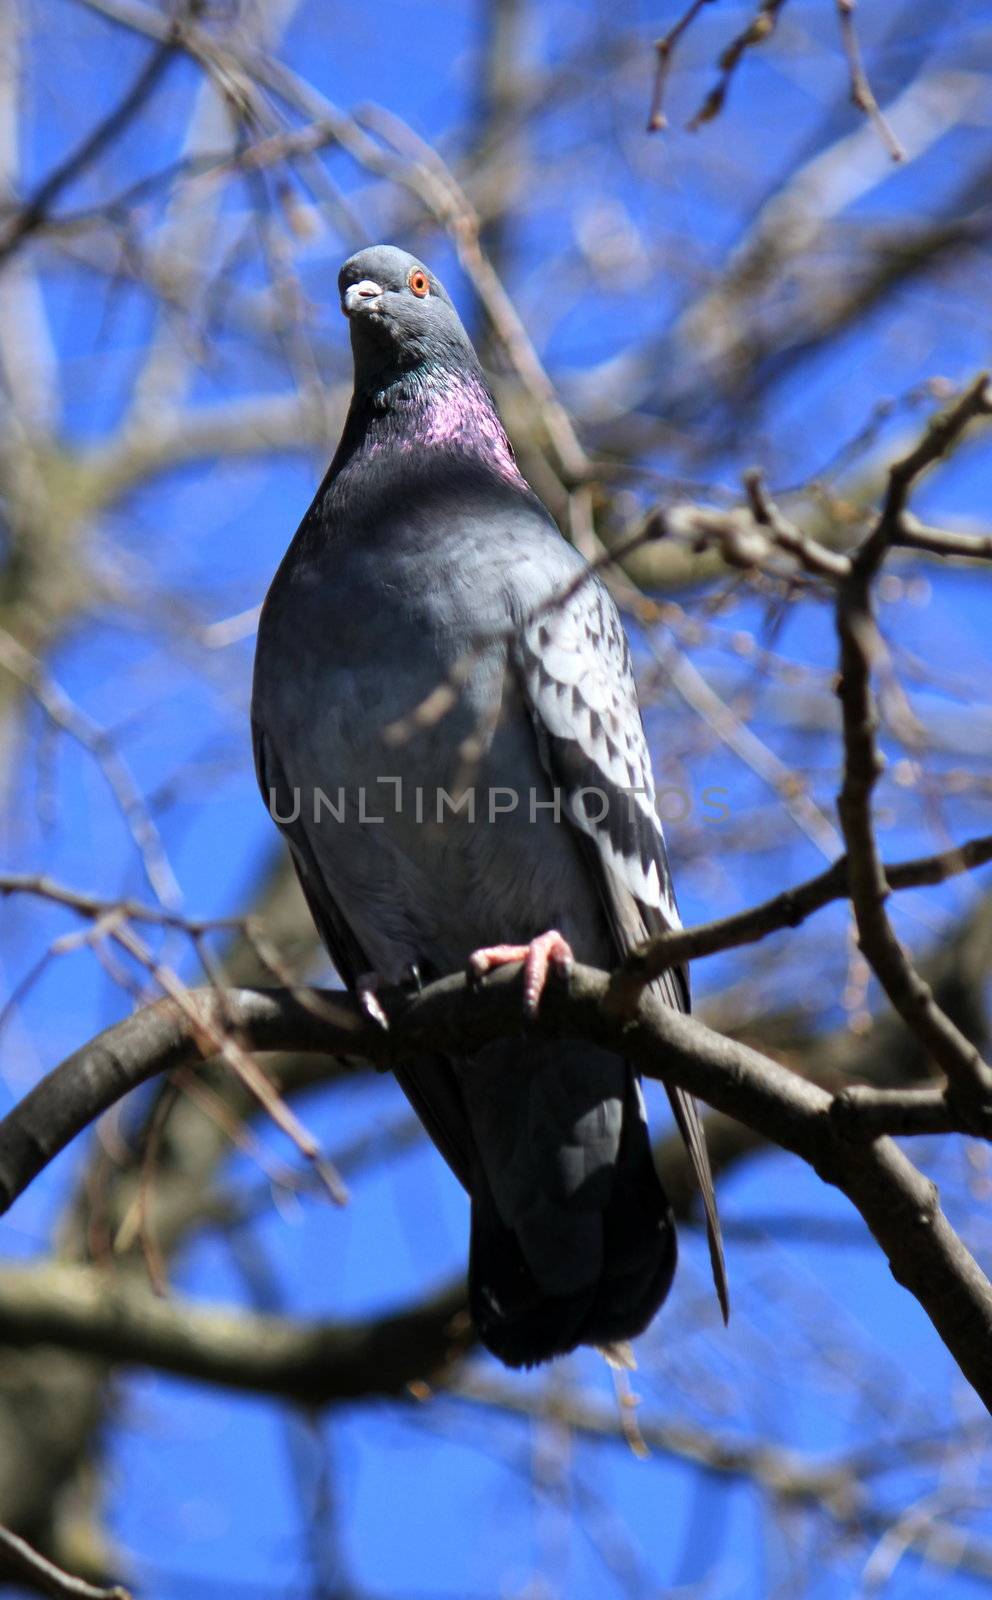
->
[408,268,430,298]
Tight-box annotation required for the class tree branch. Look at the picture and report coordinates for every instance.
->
[834,0,905,163]
[0,1526,130,1600]
[836,376,992,1105]
[0,1262,468,1405]
[2,966,991,1408]
[446,1376,992,1579]
[0,28,178,265]
[609,830,992,1004]
[895,514,992,563]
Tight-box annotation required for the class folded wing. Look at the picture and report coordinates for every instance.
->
[513,571,729,1322]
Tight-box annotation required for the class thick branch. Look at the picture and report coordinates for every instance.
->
[0,1264,468,1405]
[2,967,992,1408]
[831,1083,992,1138]
[0,972,824,1217]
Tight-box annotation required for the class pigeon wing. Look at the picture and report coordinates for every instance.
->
[513,572,729,1322]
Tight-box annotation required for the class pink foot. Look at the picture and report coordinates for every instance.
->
[468,929,574,1018]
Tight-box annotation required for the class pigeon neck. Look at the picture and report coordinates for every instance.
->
[340,362,526,487]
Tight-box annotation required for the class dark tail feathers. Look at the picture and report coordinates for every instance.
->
[468,1073,677,1368]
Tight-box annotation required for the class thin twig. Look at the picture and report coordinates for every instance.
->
[0,633,181,907]
[868,372,992,564]
[646,0,715,132]
[609,829,992,1002]
[688,0,791,131]
[0,872,241,931]
[835,0,906,163]
[744,467,851,580]
[0,1524,131,1600]
[0,27,179,264]
[109,921,349,1206]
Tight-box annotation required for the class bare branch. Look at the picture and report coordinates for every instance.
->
[0,27,178,265]
[687,0,791,132]
[869,372,992,564]
[107,919,349,1206]
[834,0,906,163]
[0,1525,130,1600]
[2,966,991,1407]
[646,0,715,133]
[447,1376,992,1579]
[610,830,992,1001]
[836,377,992,1104]
[0,630,181,907]
[896,516,992,562]
[743,467,851,580]
[0,1261,468,1404]
[831,1082,992,1139]
[0,873,245,933]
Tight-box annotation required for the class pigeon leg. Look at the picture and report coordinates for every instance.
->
[357,963,425,1028]
[468,929,574,1018]
[356,972,390,1030]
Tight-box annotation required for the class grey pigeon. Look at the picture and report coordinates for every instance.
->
[251,244,727,1367]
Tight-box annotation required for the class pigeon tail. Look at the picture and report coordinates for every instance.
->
[467,1062,677,1368]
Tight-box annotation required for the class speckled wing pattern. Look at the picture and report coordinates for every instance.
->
[515,572,729,1323]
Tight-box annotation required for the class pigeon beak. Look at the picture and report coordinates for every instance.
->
[342,279,384,316]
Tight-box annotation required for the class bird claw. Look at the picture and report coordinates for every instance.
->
[597,1340,637,1372]
[357,973,390,1030]
[468,929,574,1018]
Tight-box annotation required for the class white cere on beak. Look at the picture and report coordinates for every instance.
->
[342,280,384,315]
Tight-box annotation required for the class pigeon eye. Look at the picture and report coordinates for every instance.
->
[408,268,430,298]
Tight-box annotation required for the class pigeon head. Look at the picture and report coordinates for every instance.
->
[331,244,523,488]
[339,245,476,392]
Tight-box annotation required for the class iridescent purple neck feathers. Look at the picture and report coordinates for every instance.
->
[415,368,519,481]
[334,363,526,490]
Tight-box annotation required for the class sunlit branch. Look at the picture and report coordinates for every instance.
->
[1,964,991,1407]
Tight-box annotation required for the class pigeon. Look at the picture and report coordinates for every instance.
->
[251,244,727,1367]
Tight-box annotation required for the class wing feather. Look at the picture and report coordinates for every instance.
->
[515,578,729,1322]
